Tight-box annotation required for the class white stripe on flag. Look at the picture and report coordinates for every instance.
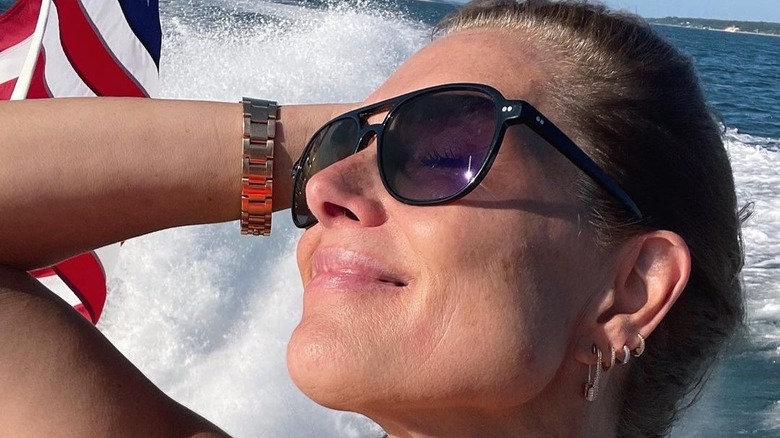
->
[94,242,121,279]
[0,35,32,84]
[81,0,159,96]
[42,2,96,97]
[37,274,83,307]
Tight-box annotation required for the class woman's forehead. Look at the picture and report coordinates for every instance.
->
[367,29,553,106]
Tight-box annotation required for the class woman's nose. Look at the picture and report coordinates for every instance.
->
[304,148,388,229]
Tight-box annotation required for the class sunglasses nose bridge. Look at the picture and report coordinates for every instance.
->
[355,123,383,153]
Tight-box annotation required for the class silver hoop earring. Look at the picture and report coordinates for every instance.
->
[632,333,646,357]
[603,346,616,371]
[584,345,602,402]
[620,345,631,365]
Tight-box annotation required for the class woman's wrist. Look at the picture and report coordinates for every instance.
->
[240,98,277,236]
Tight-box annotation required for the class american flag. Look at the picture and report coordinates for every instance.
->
[0,0,161,323]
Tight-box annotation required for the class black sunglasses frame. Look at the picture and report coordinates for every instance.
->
[291,83,642,228]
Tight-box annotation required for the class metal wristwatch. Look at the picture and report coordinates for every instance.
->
[240,98,277,236]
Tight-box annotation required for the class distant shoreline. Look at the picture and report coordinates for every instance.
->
[652,23,780,38]
[648,17,780,38]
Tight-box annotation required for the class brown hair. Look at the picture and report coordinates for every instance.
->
[436,1,747,436]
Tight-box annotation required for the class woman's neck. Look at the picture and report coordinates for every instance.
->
[366,366,622,438]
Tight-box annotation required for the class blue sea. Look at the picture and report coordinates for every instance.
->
[56,0,778,436]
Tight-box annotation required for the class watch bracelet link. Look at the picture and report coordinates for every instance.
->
[241,98,278,236]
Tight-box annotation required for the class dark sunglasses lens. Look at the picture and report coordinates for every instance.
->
[382,89,497,202]
[293,117,359,226]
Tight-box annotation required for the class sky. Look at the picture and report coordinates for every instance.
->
[602,0,780,22]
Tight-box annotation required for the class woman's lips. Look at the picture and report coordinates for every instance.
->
[308,248,409,292]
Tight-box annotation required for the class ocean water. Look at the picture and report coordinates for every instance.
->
[92,1,780,437]
[654,26,780,437]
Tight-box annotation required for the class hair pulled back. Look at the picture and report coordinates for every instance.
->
[436,1,746,436]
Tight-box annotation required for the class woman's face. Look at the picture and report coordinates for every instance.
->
[288,30,612,420]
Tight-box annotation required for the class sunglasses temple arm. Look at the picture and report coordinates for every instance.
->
[522,110,643,220]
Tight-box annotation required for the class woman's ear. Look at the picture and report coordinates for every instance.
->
[576,230,691,364]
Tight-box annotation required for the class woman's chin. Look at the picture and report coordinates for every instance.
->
[286,318,380,411]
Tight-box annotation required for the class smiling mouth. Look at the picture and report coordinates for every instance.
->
[310,272,407,289]
[309,248,409,290]
[336,271,406,287]
[336,265,407,287]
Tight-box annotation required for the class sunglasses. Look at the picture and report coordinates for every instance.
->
[291,83,642,228]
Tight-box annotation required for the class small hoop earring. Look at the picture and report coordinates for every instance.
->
[584,345,602,402]
[603,346,616,371]
[632,333,646,357]
[620,345,631,365]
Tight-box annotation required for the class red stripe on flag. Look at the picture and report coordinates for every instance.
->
[25,51,51,99]
[0,78,18,99]
[29,266,57,278]
[52,252,108,324]
[0,0,39,51]
[52,0,147,97]
[73,303,92,321]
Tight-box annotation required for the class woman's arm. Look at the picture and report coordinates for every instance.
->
[0,265,232,437]
[0,97,347,436]
[0,97,343,269]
